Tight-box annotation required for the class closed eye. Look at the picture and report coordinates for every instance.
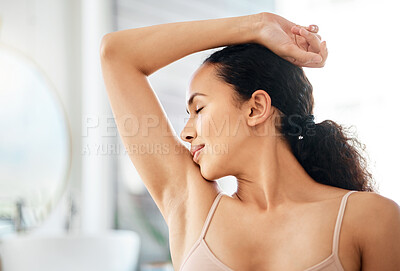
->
[195,107,204,114]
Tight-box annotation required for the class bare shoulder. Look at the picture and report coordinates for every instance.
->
[347,191,400,219]
[355,190,399,207]
[347,191,400,270]
[346,191,399,229]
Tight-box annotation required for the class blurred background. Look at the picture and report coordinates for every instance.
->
[0,0,399,270]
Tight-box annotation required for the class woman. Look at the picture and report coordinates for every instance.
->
[100,12,400,271]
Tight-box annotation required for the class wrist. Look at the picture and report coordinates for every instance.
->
[237,13,265,44]
[247,12,271,44]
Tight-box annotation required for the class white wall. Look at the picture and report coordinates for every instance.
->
[0,0,82,232]
[0,0,115,233]
[80,0,116,233]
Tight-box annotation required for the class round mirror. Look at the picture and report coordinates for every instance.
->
[0,43,72,236]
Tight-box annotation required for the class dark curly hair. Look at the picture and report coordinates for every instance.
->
[202,43,377,192]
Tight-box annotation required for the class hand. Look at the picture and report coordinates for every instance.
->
[292,24,321,52]
[255,12,328,68]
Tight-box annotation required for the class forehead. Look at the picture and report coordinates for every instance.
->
[186,64,228,100]
[185,64,238,114]
[187,64,214,96]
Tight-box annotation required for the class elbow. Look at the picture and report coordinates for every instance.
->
[100,32,147,75]
[100,33,116,60]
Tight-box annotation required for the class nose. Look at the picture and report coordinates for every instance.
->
[180,118,196,143]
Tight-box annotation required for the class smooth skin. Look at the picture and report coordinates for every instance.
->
[100,12,400,271]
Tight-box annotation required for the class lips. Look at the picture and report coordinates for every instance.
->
[190,144,205,156]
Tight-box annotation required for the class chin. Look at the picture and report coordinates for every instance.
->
[199,160,225,182]
[199,165,212,181]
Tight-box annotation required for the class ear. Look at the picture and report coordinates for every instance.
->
[247,90,272,127]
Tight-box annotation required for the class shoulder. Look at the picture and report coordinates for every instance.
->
[349,191,400,268]
[349,191,399,218]
[347,191,399,228]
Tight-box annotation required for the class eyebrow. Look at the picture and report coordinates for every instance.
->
[186,93,207,114]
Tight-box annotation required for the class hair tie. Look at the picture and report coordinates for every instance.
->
[298,114,316,140]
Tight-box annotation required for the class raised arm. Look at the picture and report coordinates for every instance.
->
[101,12,326,75]
[99,12,325,225]
[101,14,258,76]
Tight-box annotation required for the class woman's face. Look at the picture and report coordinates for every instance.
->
[180,64,253,181]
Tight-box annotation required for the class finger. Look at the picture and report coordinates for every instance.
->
[285,43,322,66]
[291,25,302,35]
[303,41,328,68]
[307,25,319,33]
[291,24,319,35]
[294,35,308,51]
[284,55,321,68]
[320,41,328,63]
[294,33,322,52]
[299,28,321,53]
[292,29,321,41]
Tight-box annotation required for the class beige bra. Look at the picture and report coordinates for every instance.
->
[179,190,358,271]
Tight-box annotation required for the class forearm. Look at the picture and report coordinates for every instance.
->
[100,13,262,76]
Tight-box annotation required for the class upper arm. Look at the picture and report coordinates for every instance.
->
[100,35,218,223]
[358,192,400,270]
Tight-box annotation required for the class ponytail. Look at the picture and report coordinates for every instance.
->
[281,114,377,191]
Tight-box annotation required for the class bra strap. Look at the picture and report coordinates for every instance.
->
[200,191,225,239]
[332,190,358,254]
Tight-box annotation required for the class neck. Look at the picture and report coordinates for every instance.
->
[232,137,323,212]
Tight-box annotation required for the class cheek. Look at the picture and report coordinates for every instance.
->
[201,135,232,170]
[229,114,250,138]
[199,112,246,154]
[198,112,231,138]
